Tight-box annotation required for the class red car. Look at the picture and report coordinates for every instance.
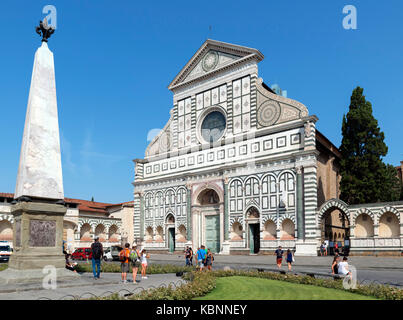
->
[71,247,92,260]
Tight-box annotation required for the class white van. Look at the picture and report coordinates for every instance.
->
[0,241,13,262]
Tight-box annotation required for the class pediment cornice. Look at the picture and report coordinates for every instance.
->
[168,39,264,91]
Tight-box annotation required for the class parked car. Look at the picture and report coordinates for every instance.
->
[71,247,92,260]
[103,248,113,261]
[0,241,12,262]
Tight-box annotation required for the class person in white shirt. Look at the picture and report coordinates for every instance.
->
[140,249,150,279]
[338,256,351,277]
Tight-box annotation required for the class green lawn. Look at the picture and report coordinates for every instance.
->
[195,276,377,300]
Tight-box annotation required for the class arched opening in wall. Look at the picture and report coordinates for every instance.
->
[155,226,164,242]
[263,220,276,240]
[197,189,220,205]
[246,206,260,254]
[177,225,187,242]
[145,226,154,242]
[95,224,106,242]
[379,213,400,238]
[355,214,374,238]
[230,222,243,240]
[246,206,260,219]
[165,214,176,252]
[80,223,92,241]
[166,214,175,224]
[109,225,119,242]
[320,207,350,254]
[0,220,13,241]
[280,219,295,240]
[63,221,76,252]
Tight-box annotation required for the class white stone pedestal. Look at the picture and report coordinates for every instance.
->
[294,240,318,256]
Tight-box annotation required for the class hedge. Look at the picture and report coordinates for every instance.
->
[75,262,194,274]
[95,269,403,300]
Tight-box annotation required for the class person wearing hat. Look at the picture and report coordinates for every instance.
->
[91,236,103,279]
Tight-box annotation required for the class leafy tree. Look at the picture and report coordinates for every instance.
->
[339,87,400,204]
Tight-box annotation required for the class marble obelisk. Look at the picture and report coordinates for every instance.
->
[0,20,78,284]
[14,38,64,201]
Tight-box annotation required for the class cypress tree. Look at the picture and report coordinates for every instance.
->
[339,87,399,204]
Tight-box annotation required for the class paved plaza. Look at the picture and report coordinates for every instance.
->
[0,253,401,299]
[0,272,184,300]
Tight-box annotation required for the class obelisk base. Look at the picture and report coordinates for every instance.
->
[0,267,79,285]
[0,202,79,284]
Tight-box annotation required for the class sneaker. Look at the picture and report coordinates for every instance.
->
[123,280,127,284]
[143,276,148,279]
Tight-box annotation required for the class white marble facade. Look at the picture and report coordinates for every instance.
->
[133,40,319,254]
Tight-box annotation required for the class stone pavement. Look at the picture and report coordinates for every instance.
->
[0,272,184,300]
[148,253,403,270]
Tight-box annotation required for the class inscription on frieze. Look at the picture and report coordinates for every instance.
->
[29,220,56,247]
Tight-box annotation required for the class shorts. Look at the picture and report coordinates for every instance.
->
[276,258,282,264]
[121,263,130,273]
[197,261,204,268]
[131,260,141,268]
[142,263,148,268]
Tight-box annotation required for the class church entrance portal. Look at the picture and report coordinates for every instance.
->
[249,223,260,254]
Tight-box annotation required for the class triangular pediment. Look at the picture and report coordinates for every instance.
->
[168,39,264,91]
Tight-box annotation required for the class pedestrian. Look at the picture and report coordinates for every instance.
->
[320,242,325,256]
[140,249,150,279]
[205,249,214,271]
[195,245,207,271]
[185,246,191,266]
[189,247,193,266]
[274,246,284,269]
[91,236,103,279]
[324,240,328,256]
[331,255,340,275]
[334,242,339,255]
[338,256,352,277]
[119,243,131,283]
[130,245,141,284]
[286,249,294,271]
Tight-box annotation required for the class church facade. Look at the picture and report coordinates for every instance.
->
[133,40,403,256]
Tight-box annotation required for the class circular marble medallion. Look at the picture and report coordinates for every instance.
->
[202,51,219,72]
[257,101,281,127]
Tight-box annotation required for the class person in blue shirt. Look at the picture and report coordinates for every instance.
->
[286,249,294,271]
[196,245,207,271]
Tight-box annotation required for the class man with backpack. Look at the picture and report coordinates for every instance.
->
[195,245,207,271]
[91,237,103,279]
[119,243,131,283]
[130,245,141,284]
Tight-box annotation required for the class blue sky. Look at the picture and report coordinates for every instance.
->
[0,0,402,203]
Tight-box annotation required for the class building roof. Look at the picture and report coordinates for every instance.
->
[0,193,132,214]
[316,130,342,159]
